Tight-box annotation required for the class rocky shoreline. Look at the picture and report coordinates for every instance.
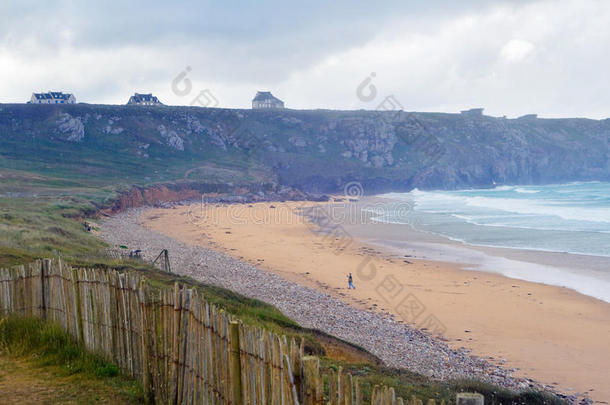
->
[100,208,584,404]
[100,183,330,215]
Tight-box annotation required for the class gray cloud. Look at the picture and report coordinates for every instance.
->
[1,0,609,118]
[2,1,500,45]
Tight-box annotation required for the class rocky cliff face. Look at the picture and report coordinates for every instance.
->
[0,104,608,193]
[55,113,85,142]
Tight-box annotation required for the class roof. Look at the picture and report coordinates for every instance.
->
[252,91,282,103]
[33,91,73,100]
[129,93,162,104]
[460,108,484,115]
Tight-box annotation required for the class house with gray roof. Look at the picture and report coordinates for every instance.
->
[460,108,484,116]
[127,93,163,106]
[29,91,76,104]
[252,91,284,109]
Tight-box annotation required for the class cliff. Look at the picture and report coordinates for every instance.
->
[1,104,608,193]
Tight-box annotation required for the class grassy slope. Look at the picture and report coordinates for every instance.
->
[0,355,137,404]
[0,104,276,189]
[0,317,143,403]
[0,193,110,266]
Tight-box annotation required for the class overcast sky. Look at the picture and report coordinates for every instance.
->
[1,0,609,118]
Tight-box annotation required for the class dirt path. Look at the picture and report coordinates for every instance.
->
[0,355,139,404]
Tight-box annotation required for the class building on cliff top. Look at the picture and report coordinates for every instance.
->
[252,91,284,109]
[460,108,484,116]
[127,93,163,106]
[29,91,76,104]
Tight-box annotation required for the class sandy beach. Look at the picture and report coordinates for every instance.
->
[140,198,610,402]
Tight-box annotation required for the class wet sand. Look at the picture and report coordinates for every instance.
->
[141,199,610,402]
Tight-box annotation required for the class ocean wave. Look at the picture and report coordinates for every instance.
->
[404,190,610,224]
[450,213,610,233]
[380,182,610,225]
[515,187,540,194]
[463,196,610,223]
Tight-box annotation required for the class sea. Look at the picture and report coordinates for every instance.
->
[371,182,610,302]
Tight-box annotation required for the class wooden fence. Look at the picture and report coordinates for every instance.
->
[0,259,449,405]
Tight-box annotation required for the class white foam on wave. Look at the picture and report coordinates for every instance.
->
[492,185,515,191]
[464,196,610,223]
[451,213,610,234]
[515,187,540,194]
[391,189,610,224]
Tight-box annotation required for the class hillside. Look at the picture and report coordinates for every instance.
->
[1,104,609,194]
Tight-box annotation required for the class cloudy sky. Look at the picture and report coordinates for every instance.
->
[2,0,609,118]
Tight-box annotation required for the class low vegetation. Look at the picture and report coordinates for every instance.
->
[0,195,108,266]
[0,316,144,403]
[320,359,567,404]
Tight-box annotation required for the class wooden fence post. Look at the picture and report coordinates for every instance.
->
[40,259,49,320]
[337,366,343,405]
[456,393,484,405]
[230,321,244,405]
[354,378,362,405]
[371,385,379,405]
[71,267,84,344]
[302,356,322,405]
[388,387,396,405]
[177,288,190,405]
[329,368,338,405]
[344,373,353,405]
[138,280,152,404]
[170,283,181,404]
[164,250,171,273]
[283,354,300,405]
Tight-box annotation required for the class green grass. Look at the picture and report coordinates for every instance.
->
[0,195,109,266]
[320,360,568,405]
[0,316,144,403]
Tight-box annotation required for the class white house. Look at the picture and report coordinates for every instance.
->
[127,93,163,106]
[30,91,76,104]
[252,91,284,109]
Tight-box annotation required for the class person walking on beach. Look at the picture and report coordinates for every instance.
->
[348,273,355,289]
